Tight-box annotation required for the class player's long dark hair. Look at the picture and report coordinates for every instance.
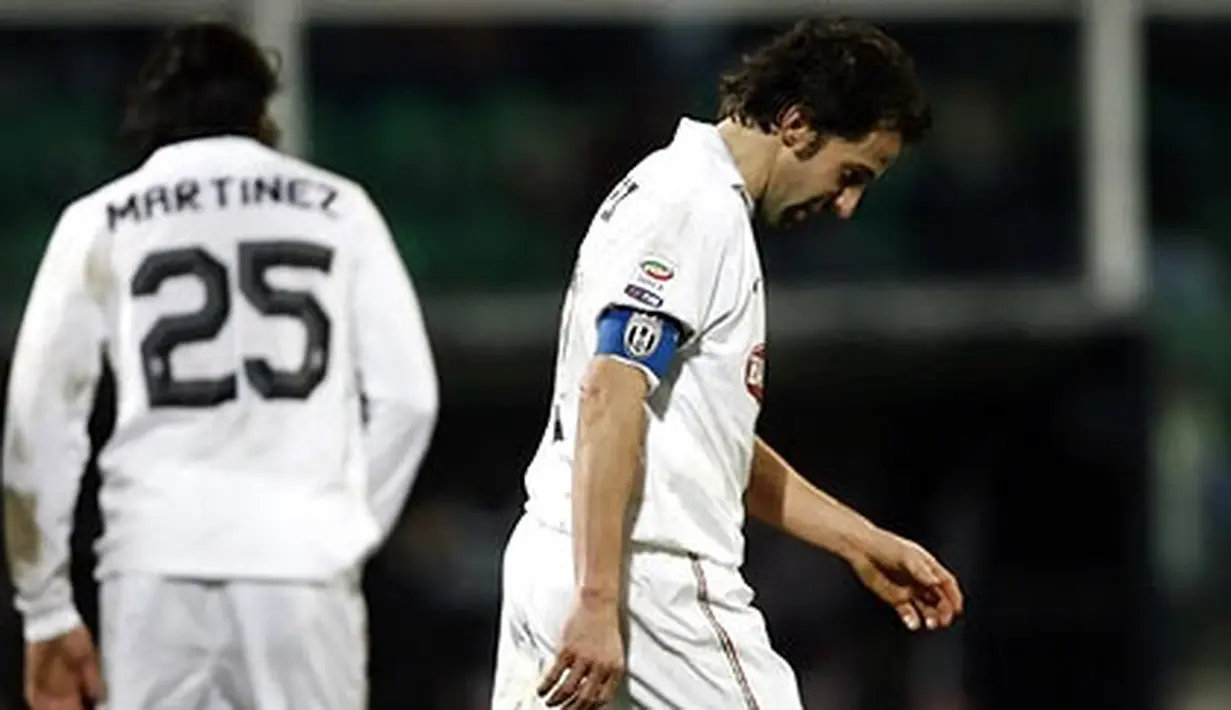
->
[718,17,931,144]
[121,22,280,159]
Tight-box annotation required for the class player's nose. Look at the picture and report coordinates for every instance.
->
[832,188,864,220]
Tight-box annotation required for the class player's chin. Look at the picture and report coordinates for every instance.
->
[773,197,832,230]
[768,206,808,230]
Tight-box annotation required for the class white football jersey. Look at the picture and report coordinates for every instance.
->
[524,118,765,568]
[4,136,438,641]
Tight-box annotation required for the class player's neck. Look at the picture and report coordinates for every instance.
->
[716,118,775,202]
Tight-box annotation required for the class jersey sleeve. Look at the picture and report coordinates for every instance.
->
[599,187,733,341]
[4,202,106,642]
[349,190,439,543]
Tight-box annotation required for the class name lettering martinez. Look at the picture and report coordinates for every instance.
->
[106,175,340,232]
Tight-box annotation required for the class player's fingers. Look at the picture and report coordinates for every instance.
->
[597,665,625,707]
[906,555,940,587]
[920,565,961,624]
[913,597,943,630]
[934,595,956,627]
[895,602,921,631]
[561,672,603,710]
[25,682,59,709]
[37,696,83,710]
[580,657,624,709]
[545,659,590,707]
[78,655,106,702]
[917,580,955,628]
[596,661,624,702]
[923,595,955,629]
[559,683,587,710]
[31,657,75,697]
[23,680,63,710]
[24,664,41,702]
[537,651,573,697]
[940,571,964,614]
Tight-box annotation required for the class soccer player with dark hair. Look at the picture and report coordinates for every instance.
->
[493,18,961,709]
[4,22,438,709]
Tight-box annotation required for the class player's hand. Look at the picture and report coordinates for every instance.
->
[849,529,964,632]
[24,625,105,710]
[537,592,626,709]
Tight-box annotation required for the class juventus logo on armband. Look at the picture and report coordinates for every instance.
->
[623,313,663,359]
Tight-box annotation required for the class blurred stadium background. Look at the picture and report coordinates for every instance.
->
[1,0,1229,707]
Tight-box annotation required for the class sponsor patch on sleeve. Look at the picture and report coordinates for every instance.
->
[623,283,664,308]
[745,343,766,402]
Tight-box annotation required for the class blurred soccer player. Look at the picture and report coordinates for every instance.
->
[492,18,963,710]
[3,22,438,710]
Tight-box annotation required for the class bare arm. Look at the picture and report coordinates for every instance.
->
[537,356,647,705]
[746,435,964,630]
[571,357,648,604]
[745,435,878,561]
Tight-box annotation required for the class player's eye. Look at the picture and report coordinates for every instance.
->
[841,167,874,189]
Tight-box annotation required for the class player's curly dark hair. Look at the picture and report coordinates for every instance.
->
[718,18,931,144]
[122,22,279,159]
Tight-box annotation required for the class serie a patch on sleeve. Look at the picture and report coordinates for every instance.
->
[622,256,676,309]
[595,307,679,380]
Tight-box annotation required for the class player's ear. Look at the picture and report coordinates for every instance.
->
[258,113,281,148]
[774,105,815,150]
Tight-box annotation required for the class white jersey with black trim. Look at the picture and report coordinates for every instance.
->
[524,118,766,568]
[4,135,438,642]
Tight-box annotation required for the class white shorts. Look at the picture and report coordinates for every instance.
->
[491,515,802,710]
[99,573,367,710]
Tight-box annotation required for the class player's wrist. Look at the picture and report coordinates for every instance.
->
[576,583,621,610]
[21,604,83,644]
[832,518,883,563]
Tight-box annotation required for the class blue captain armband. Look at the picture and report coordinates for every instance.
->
[595,307,681,381]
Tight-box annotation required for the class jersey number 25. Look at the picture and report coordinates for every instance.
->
[130,240,333,409]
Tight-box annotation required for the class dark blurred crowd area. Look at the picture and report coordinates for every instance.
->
[0,16,1228,710]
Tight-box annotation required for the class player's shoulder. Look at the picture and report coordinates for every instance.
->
[271,151,365,196]
[73,160,143,208]
[55,169,137,235]
[631,141,748,228]
[263,150,378,214]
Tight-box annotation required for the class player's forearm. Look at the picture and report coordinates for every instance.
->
[364,394,438,540]
[4,491,81,641]
[746,436,879,561]
[4,414,90,641]
[572,358,648,604]
[4,315,100,639]
[354,244,438,541]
